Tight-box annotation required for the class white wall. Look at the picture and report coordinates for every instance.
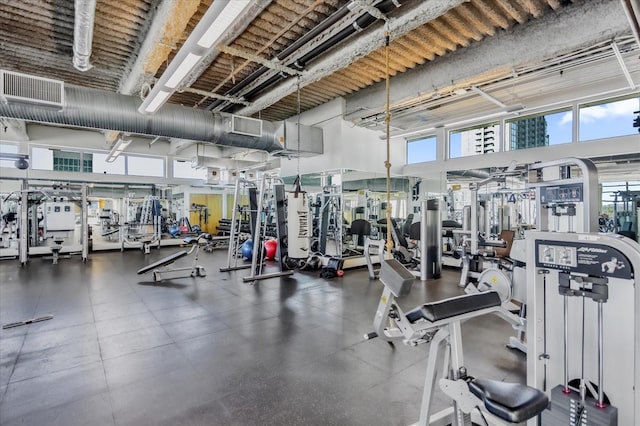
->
[280,98,406,177]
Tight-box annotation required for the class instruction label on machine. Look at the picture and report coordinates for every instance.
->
[535,240,632,280]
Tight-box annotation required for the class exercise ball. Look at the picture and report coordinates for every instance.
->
[264,239,278,260]
[241,240,253,260]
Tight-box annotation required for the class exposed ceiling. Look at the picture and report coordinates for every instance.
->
[0,0,639,177]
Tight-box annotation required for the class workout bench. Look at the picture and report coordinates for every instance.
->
[366,259,548,425]
[136,234,210,282]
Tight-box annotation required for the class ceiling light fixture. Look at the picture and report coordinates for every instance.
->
[138,0,253,114]
[106,138,132,163]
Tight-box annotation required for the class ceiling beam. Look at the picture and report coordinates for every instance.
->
[344,0,632,122]
[118,0,203,95]
[235,0,467,117]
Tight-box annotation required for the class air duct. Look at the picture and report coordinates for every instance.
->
[73,0,97,72]
[0,84,286,153]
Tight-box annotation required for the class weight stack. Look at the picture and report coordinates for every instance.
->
[542,385,618,426]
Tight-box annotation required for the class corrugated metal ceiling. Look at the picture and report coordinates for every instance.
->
[0,0,623,125]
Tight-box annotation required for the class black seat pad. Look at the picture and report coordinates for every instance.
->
[137,251,188,274]
[406,291,501,323]
[468,378,549,423]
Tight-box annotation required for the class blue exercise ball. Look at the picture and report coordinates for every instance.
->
[241,240,253,260]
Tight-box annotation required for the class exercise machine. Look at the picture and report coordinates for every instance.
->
[508,157,599,353]
[243,176,294,282]
[366,259,549,425]
[136,233,210,282]
[526,231,639,425]
[221,178,259,272]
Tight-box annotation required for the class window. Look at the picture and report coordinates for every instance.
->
[449,122,499,158]
[127,156,164,177]
[579,95,640,141]
[508,109,571,150]
[52,150,82,172]
[407,136,437,164]
[0,143,18,168]
[92,153,125,174]
[31,147,54,170]
[173,160,206,180]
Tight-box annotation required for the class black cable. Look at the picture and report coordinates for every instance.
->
[474,405,489,426]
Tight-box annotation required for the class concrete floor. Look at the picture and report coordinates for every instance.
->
[0,248,526,426]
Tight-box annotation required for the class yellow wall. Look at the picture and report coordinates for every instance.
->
[189,194,222,235]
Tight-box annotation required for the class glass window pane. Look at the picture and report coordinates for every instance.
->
[173,160,207,180]
[508,110,571,150]
[93,153,125,174]
[0,143,18,168]
[127,156,164,177]
[31,147,54,170]
[449,123,499,158]
[579,96,640,141]
[407,136,437,164]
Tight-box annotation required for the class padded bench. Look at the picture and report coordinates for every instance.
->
[468,378,549,423]
[406,291,501,323]
[137,251,188,275]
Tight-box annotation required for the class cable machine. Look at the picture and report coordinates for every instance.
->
[220,177,259,272]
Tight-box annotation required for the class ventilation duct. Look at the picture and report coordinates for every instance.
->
[0,82,305,154]
[1,70,64,109]
[73,0,97,72]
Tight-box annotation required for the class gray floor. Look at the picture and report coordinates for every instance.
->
[0,248,526,425]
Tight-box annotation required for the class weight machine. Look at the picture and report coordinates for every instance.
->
[2,181,89,265]
[243,176,295,282]
[366,259,549,425]
[526,231,639,425]
[121,195,162,254]
[220,177,260,272]
[507,157,599,353]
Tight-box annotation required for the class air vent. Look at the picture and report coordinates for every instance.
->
[231,115,262,137]
[0,70,64,109]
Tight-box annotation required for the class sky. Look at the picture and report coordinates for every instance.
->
[409,96,640,163]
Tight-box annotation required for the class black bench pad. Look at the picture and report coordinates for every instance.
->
[469,378,549,423]
[137,251,188,274]
[405,291,501,323]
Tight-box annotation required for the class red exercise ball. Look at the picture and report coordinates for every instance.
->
[264,239,278,260]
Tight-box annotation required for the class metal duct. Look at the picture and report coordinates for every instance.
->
[73,0,97,72]
[447,169,491,179]
[0,85,284,152]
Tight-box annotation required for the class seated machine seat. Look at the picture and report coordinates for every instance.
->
[468,378,549,423]
[137,251,188,274]
[406,291,501,323]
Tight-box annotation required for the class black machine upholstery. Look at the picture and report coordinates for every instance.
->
[136,251,188,275]
[405,291,501,323]
[350,219,371,236]
[468,378,549,423]
[401,214,414,236]
[408,221,421,240]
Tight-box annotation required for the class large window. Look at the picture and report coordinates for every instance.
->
[173,160,206,180]
[92,153,125,174]
[579,95,640,141]
[507,109,571,150]
[449,122,499,158]
[0,143,18,168]
[407,136,437,164]
[127,156,164,177]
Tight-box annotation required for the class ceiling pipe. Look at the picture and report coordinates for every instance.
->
[215,0,410,113]
[206,0,356,111]
[0,85,285,153]
[447,169,492,179]
[72,0,97,72]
